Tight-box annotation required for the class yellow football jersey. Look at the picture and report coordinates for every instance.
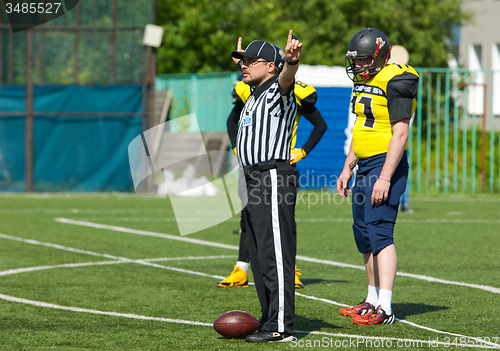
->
[233,80,317,149]
[351,64,419,158]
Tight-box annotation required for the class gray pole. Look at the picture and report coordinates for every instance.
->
[25,30,34,192]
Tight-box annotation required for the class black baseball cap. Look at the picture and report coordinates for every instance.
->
[232,40,285,71]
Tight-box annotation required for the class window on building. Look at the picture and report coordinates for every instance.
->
[468,44,484,115]
[492,44,500,115]
[471,44,482,68]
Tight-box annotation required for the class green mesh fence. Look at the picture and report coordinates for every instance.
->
[410,68,500,194]
[155,72,240,132]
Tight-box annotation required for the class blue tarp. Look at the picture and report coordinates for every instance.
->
[0,83,351,192]
[0,84,142,192]
[295,87,352,190]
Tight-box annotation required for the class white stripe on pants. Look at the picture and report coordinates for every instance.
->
[270,169,285,332]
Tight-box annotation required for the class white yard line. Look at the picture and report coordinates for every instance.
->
[53,218,239,250]
[412,197,500,202]
[0,255,237,277]
[0,291,496,348]
[54,218,500,295]
[0,233,229,281]
[0,209,171,214]
[296,256,500,294]
[0,234,498,348]
[0,260,124,277]
[54,216,500,224]
[296,330,500,349]
[0,293,211,326]
[294,292,500,348]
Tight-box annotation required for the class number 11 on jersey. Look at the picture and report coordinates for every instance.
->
[351,95,375,129]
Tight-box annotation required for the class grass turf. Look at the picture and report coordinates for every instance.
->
[0,192,499,350]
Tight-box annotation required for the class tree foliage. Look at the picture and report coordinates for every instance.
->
[156,0,472,74]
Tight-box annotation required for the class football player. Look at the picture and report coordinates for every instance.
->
[337,28,419,325]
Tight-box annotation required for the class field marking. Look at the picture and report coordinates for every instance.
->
[0,255,496,349]
[296,256,500,294]
[396,218,500,224]
[0,293,496,349]
[56,216,500,224]
[0,233,229,281]
[412,197,500,203]
[54,218,500,295]
[0,235,498,349]
[0,209,173,214]
[0,255,237,277]
[0,293,211,326]
[296,330,500,349]
[0,259,496,349]
[297,218,500,224]
[294,292,499,348]
[0,260,124,277]
[54,218,239,250]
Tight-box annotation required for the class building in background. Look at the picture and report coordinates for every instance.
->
[458,0,500,128]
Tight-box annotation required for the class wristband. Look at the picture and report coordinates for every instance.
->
[379,176,391,182]
[349,158,359,170]
[286,60,299,66]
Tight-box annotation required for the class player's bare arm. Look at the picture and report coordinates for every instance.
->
[279,30,302,94]
[371,118,410,206]
[337,141,357,198]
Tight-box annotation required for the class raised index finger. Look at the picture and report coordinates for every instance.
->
[287,30,293,44]
[236,37,242,52]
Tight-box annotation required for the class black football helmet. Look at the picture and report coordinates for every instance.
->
[345,28,392,82]
[273,44,285,73]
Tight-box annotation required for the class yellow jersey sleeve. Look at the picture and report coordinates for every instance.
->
[290,81,317,149]
[294,81,317,107]
[233,81,252,104]
[351,64,419,159]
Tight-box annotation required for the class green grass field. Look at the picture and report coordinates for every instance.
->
[0,192,499,350]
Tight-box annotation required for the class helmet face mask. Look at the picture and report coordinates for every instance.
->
[345,28,391,82]
[345,55,378,82]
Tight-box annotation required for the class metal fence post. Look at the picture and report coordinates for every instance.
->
[443,71,451,194]
[453,78,459,194]
[462,76,468,194]
[25,30,34,192]
[426,75,432,193]
[416,72,423,193]
[490,77,496,192]
[435,74,441,192]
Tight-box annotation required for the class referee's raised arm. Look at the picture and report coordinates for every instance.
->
[279,30,302,94]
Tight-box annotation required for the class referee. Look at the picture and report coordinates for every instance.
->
[217,75,327,289]
[232,30,301,343]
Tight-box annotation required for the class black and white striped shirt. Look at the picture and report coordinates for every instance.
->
[236,76,297,167]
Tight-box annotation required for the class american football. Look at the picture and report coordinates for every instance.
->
[213,310,260,339]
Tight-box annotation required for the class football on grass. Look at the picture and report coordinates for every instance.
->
[213,310,259,339]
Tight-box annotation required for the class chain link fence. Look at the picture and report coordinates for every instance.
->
[0,0,152,84]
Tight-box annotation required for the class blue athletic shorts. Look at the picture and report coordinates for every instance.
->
[351,152,408,255]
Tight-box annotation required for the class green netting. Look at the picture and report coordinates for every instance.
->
[155,72,240,132]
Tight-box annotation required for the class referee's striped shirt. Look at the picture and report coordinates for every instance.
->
[236,76,297,167]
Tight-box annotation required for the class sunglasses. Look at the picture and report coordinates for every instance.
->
[240,59,269,67]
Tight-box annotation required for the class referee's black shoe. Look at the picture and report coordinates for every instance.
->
[245,331,295,343]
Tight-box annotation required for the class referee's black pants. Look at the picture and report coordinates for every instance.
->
[244,162,298,335]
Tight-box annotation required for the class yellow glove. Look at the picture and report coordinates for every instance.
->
[232,147,237,156]
[290,148,306,165]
